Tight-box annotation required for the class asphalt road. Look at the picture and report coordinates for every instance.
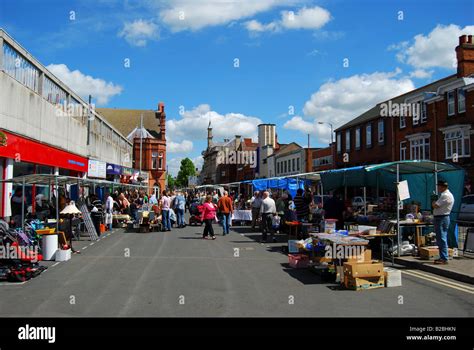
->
[0,220,473,317]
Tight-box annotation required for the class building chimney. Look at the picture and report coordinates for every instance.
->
[156,102,166,141]
[456,34,474,77]
[235,135,241,150]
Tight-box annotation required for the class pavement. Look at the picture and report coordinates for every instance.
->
[394,255,474,285]
[0,220,473,317]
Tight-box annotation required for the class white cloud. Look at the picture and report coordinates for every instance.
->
[280,7,331,30]
[167,139,193,153]
[158,0,287,32]
[391,24,474,69]
[46,64,123,105]
[409,69,434,79]
[301,69,415,141]
[167,104,262,141]
[244,6,331,34]
[243,19,279,33]
[118,19,159,47]
[284,116,317,133]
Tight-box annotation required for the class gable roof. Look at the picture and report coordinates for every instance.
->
[96,108,161,138]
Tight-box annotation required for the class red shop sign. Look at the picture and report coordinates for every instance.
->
[0,130,88,172]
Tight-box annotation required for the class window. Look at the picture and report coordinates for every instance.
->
[3,42,40,93]
[292,158,295,172]
[355,128,361,150]
[413,103,420,125]
[458,88,466,113]
[337,133,342,153]
[158,158,163,170]
[151,152,158,169]
[378,120,384,144]
[420,102,427,123]
[444,128,471,159]
[345,130,351,151]
[410,136,430,160]
[313,156,333,167]
[297,158,300,171]
[400,116,406,129]
[400,141,407,161]
[447,91,455,116]
[366,124,372,147]
[284,161,287,173]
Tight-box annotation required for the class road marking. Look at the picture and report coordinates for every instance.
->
[89,243,95,246]
[82,246,88,250]
[403,269,474,291]
[402,270,474,295]
[51,262,60,268]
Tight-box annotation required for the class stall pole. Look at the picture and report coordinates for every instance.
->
[55,177,59,233]
[363,187,367,216]
[434,162,439,195]
[396,164,401,257]
[21,178,25,232]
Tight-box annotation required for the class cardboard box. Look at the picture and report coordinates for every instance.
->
[288,254,310,269]
[312,256,333,264]
[346,248,372,263]
[343,261,384,278]
[384,267,402,287]
[419,246,454,260]
[346,276,385,291]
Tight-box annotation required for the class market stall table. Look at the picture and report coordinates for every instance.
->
[391,220,432,249]
[232,210,252,222]
[351,233,396,266]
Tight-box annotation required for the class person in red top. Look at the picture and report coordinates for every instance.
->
[201,195,217,240]
[217,191,234,236]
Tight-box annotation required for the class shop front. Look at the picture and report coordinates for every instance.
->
[0,129,88,218]
[106,163,122,183]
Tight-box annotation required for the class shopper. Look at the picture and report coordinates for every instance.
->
[160,190,171,231]
[260,191,277,243]
[217,191,233,236]
[294,188,310,221]
[11,188,26,228]
[105,192,114,231]
[174,191,186,228]
[250,191,262,230]
[432,180,455,265]
[201,195,217,240]
[324,192,345,230]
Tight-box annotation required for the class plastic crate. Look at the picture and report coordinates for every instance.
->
[288,254,309,269]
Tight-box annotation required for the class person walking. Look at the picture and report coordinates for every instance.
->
[294,188,311,222]
[432,180,455,265]
[160,190,172,231]
[175,191,186,228]
[201,195,217,240]
[250,191,262,230]
[260,191,277,243]
[217,191,233,236]
[105,192,114,232]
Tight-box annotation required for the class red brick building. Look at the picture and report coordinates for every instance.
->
[311,146,334,171]
[97,102,167,195]
[334,35,474,190]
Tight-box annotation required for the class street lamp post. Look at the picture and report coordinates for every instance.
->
[318,121,333,145]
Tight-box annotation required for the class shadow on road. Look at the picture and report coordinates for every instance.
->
[280,263,327,285]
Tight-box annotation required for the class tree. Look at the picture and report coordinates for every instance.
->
[167,174,176,190]
[176,158,196,188]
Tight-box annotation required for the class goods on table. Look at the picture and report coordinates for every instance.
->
[419,246,454,260]
[384,267,402,287]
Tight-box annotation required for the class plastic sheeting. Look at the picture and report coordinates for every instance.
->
[252,178,311,198]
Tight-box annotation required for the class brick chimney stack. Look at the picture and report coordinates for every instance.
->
[157,102,166,141]
[456,34,474,77]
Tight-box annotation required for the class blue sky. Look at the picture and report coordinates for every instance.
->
[1,0,473,174]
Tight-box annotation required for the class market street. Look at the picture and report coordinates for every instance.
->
[0,221,473,317]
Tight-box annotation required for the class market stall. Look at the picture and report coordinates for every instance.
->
[318,161,465,257]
